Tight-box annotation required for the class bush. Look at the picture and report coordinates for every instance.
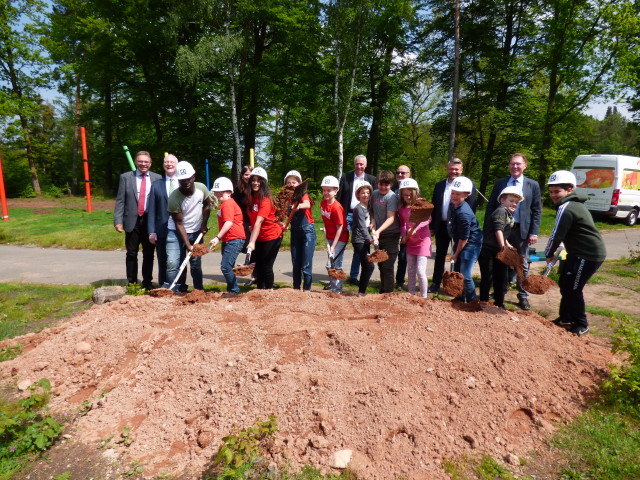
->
[603,316,640,408]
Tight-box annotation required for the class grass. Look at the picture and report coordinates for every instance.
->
[0,283,93,341]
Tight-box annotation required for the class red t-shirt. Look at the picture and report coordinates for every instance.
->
[248,196,283,242]
[217,198,246,242]
[320,200,349,242]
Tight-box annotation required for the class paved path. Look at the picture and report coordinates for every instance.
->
[1,229,637,286]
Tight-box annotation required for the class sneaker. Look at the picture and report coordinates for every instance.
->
[570,326,589,336]
[357,292,366,297]
[427,284,439,294]
[323,283,332,290]
[396,283,405,291]
[518,298,531,310]
[552,318,572,328]
[244,279,255,287]
[348,277,359,286]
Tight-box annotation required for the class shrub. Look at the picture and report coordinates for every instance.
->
[603,316,640,408]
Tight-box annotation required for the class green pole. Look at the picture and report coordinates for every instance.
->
[123,145,136,171]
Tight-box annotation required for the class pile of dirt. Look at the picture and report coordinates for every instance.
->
[0,290,612,479]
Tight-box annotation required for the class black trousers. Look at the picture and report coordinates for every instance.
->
[353,242,375,294]
[396,243,407,286]
[558,255,602,329]
[478,247,508,306]
[125,215,155,287]
[507,225,530,300]
[432,222,459,286]
[254,236,283,289]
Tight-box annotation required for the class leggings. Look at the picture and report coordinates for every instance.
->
[407,254,429,297]
[253,236,282,289]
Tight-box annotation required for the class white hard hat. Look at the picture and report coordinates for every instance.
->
[355,180,373,195]
[548,170,576,187]
[175,161,196,180]
[251,167,268,181]
[399,178,420,193]
[284,170,302,184]
[498,185,524,202]
[451,176,473,193]
[212,177,234,192]
[321,175,339,188]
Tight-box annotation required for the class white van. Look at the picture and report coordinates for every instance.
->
[571,154,640,226]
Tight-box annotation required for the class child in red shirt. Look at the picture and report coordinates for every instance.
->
[246,167,283,289]
[320,175,349,293]
[210,177,246,293]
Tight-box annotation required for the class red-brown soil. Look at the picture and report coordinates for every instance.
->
[523,275,557,295]
[367,250,389,263]
[0,290,612,479]
[328,268,348,280]
[442,271,464,297]
[190,244,210,258]
[496,247,522,268]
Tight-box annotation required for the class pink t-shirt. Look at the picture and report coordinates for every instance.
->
[398,206,432,257]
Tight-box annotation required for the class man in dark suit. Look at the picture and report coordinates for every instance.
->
[113,150,162,288]
[429,158,478,293]
[337,154,377,284]
[147,154,185,288]
[484,153,542,310]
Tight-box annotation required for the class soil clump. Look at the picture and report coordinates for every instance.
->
[442,271,464,297]
[367,249,389,263]
[190,244,210,258]
[328,268,348,280]
[523,275,557,295]
[0,290,612,479]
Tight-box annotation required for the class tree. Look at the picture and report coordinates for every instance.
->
[0,0,50,194]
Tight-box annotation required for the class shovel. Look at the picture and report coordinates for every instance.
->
[326,242,347,280]
[281,179,309,233]
[164,232,204,292]
[523,246,563,295]
[442,251,464,298]
[232,248,255,277]
[367,237,389,263]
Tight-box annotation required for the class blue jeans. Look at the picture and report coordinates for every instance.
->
[457,241,481,302]
[221,238,244,293]
[347,212,361,281]
[167,230,203,290]
[291,223,316,290]
[325,239,347,293]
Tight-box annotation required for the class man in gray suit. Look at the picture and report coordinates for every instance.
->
[484,153,542,310]
[113,151,162,288]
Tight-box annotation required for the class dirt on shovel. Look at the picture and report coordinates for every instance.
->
[190,244,210,258]
[328,268,347,280]
[496,246,522,268]
[442,271,464,297]
[523,275,557,295]
[232,264,255,277]
[367,249,389,263]
[148,288,174,298]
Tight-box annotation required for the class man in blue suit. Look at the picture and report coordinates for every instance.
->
[113,151,162,288]
[147,154,185,288]
[484,153,542,310]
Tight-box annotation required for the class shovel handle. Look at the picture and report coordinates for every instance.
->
[281,201,299,233]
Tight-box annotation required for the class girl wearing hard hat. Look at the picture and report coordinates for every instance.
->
[246,167,283,289]
[545,170,606,336]
[447,176,483,302]
[284,170,316,291]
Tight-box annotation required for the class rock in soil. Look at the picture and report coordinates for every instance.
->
[0,290,612,480]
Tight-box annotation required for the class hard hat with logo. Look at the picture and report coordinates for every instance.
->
[355,180,373,195]
[399,178,420,193]
[212,177,234,192]
[321,176,339,188]
[547,170,576,187]
[498,185,524,202]
[176,161,196,180]
[251,167,268,181]
[284,170,302,184]
[451,176,473,193]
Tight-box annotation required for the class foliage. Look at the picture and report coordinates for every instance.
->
[0,378,63,474]
[0,345,22,363]
[212,415,278,479]
[126,283,147,296]
[603,315,640,406]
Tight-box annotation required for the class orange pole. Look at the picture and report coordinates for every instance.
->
[0,155,8,221]
[80,127,93,213]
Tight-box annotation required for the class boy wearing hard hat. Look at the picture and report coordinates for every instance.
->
[447,176,483,302]
[210,177,246,294]
[478,186,523,308]
[545,170,606,336]
[320,175,350,293]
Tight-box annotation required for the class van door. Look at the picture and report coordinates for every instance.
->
[573,165,616,212]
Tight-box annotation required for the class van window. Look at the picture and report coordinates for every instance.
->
[622,169,639,190]
[574,167,615,189]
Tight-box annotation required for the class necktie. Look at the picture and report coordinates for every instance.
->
[511,178,521,222]
[138,174,147,216]
[169,178,175,194]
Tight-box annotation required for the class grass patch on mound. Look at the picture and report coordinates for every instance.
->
[0,283,93,342]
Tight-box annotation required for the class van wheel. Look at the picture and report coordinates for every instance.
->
[625,209,638,226]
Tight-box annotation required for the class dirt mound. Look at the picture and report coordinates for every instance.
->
[0,290,612,479]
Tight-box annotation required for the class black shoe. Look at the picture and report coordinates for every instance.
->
[396,283,405,291]
[518,298,531,310]
[552,318,572,328]
[348,277,359,286]
[323,283,332,290]
[453,296,465,302]
[427,284,439,294]
[569,325,589,337]
[244,279,255,287]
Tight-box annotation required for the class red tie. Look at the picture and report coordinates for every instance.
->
[138,174,147,216]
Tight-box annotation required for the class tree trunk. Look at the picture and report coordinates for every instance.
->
[103,82,114,194]
[448,0,461,163]
[366,44,394,175]
[72,75,82,194]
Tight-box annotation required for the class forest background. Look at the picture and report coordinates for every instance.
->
[1,0,639,202]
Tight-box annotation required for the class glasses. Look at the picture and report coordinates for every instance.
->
[396,171,409,175]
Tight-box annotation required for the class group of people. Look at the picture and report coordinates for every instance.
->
[114,151,606,337]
